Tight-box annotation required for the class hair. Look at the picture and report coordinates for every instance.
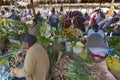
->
[11,9,15,12]
[4,7,9,11]
[85,12,88,15]
[21,34,37,46]
[112,17,119,22]
[37,12,41,16]
[33,18,38,24]
[92,23,99,32]
[60,6,63,11]
[52,8,55,13]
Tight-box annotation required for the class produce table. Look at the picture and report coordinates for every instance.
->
[0,49,23,80]
[50,51,98,80]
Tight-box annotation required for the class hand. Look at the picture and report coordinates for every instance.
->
[10,67,15,77]
[16,51,23,57]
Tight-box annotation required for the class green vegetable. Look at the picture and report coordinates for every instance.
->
[64,59,98,80]
[109,36,120,48]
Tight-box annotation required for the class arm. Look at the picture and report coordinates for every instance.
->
[95,14,99,24]
[10,51,36,78]
[102,21,111,31]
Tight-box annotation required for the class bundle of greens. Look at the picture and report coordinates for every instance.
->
[52,54,98,80]
[108,36,120,56]
[0,19,28,40]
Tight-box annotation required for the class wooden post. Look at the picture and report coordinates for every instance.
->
[49,0,52,10]
[30,0,36,17]
[92,0,95,12]
[10,0,13,7]
[69,0,70,11]
[0,0,2,7]
[100,0,102,8]
[61,0,64,7]
[45,0,47,8]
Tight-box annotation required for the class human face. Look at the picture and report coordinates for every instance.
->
[22,42,30,50]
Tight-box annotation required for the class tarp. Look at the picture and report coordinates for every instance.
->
[17,1,30,7]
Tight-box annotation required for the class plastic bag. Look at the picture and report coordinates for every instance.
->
[105,55,120,73]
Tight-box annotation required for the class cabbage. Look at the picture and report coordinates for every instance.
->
[73,46,83,55]
[76,41,84,47]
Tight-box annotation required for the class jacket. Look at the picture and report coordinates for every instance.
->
[10,43,50,80]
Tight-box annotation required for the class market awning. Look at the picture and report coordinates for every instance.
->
[17,1,30,7]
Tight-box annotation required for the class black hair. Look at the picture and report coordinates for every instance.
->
[33,18,38,23]
[92,23,99,32]
[113,17,119,22]
[60,6,63,11]
[37,12,41,16]
[11,9,15,12]
[52,8,55,13]
[21,34,37,46]
[4,7,9,11]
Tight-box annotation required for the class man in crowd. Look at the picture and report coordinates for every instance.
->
[49,8,59,29]
[10,34,50,80]
[10,9,20,21]
[89,9,101,25]
[98,17,119,31]
[74,12,86,32]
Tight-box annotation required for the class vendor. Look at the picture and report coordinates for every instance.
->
[10,34,50,80]
[28,18,40,37]
[49,8,59,29]
[87,23,108,61]
[98,17,119,31]
[107,24,120,36]
[10,9,20,21]
[73,12,86,32]
[112,24,120,36]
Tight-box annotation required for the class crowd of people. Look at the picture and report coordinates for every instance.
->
[0,6,120,80]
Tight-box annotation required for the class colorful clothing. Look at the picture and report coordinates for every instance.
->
[49,14,59,28]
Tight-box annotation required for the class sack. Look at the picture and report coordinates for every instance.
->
[105,55,120,73]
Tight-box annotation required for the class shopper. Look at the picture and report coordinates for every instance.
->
[98,17,119,31]
[49,8,59,29]
[89,9,101,25]
[87,23,108,61]
[10,34,50,80]
[28,19,40,37]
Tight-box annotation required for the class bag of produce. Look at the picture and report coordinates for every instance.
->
[105,55,120,73]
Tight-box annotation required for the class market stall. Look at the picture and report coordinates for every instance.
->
[0,0,120,80]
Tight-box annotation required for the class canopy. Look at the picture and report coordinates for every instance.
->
[17,1,30,7]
